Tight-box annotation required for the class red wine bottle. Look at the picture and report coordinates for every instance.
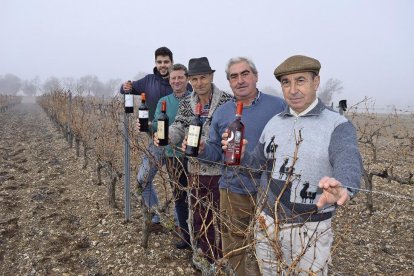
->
[124,80,134,113]
[157,100,169,146]
[224,102,244,165]
[138,93,149,132]
[185,103,203,157]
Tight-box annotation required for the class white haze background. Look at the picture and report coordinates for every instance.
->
[1,0,413,110]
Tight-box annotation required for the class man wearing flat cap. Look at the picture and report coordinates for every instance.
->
[155,57,233,263]
[223,55,362,275]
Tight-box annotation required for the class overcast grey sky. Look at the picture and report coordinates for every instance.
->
[1,0,413,108]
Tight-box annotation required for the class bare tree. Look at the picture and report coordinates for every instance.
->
[0,74,22,95]
[22,77,40,97]
[318,78,343,105]
[43,77,62,94]
[261,85,282,97]
[103,78,122,97]
[78,75,105,96]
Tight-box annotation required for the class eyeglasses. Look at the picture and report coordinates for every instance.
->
[229,70,252,81]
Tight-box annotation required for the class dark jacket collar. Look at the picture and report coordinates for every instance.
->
[152,67,170,85]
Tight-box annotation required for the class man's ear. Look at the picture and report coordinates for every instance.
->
[313,75,320,90]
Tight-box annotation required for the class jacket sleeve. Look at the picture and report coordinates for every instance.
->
[198,111,223,163]
[119,77,146,95]
[329,121,363,198]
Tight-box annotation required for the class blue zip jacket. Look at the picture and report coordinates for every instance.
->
[120,67,172,121]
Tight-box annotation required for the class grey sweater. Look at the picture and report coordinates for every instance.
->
[242,99,362,222]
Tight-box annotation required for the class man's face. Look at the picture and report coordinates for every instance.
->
[155,55,172,77]
[228,61,258,102]
[280,72,320,113]
[169,69,188,94]
[189,73,213,97]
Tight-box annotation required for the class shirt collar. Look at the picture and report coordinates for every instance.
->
[232,89,261,105]
[173,90,191,100]
[290,98,319,117]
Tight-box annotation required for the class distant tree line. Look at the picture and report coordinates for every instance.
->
[0,73,147,97]
[1,73,343,104]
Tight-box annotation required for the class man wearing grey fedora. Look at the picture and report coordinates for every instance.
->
[155,57,233,263]
[223,55,362,275]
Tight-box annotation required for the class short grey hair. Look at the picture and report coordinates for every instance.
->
[168,63,188,75]
[225,57,258,80]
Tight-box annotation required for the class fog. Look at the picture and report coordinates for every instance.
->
[1,0,413,111]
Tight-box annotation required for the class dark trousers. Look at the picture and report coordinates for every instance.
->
[189,175,222,263]
[166,157,189,241]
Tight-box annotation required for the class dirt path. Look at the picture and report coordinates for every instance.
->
[1,101,413,275]
[0,102,195,275]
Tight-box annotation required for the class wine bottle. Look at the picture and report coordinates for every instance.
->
[224,102,244,165]
[185,103,203,157]
[138,93,149,132]
[157,100,169,146]
[124,80,134,113]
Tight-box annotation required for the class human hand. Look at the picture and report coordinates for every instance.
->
[153,133,160,147]
[135,119,141,132]
[316,177,350,209]
[221,130,229,150]
[123,80,132,92]
[182,136,205,153]
[181,136,188,152]
[221,130,248,159]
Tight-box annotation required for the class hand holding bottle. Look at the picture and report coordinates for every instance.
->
[156,101,169,146]
[185,103,203,157]
[222,131,248,160]
[223,102,245,165]
[123,80,133,92]
[138,93,149,132]
[124,80,133,113]
[135,119,151,132]
[182,136,205,154]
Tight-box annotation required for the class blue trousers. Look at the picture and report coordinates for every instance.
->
[137,142,188,231]
[137,142,164,223]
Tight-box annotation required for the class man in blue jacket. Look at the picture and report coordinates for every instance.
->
[186,57,285,275]
[120,47,173,229]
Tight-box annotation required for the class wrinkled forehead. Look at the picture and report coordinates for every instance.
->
[279,71,314,81]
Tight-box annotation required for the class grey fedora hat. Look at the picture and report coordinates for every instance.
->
[187,57,216,76]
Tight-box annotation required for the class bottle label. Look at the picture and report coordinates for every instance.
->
[227,130,242,151]
[187,126,201,147]
[125,95,133,107]
[157,121,165,139]
[139,110,149,119]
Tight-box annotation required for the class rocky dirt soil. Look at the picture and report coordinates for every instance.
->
[1,101,413,275]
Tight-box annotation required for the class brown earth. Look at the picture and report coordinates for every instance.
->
[1,101,413,275]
